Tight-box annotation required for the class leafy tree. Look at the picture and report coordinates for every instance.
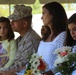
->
[26,0,42,14]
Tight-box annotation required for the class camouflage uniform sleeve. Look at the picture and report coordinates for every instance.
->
[9,31,41,70]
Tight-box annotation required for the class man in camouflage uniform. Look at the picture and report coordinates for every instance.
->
[1,5,41,75]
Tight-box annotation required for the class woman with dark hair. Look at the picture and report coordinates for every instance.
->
[63,13,76,75]
[0,17,17,72]
[64,13,76,46]
[37,1,67,75]
[64,13,76,52]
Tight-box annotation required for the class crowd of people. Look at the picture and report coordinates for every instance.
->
[0,1,75,75]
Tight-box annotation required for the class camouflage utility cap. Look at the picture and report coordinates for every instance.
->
[8,5,32,21]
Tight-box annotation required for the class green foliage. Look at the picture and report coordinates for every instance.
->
[0,5,9,17]
[0,0,42,17]
[55,53,76,75]
[0,1,76,16]
[26,0,42,14]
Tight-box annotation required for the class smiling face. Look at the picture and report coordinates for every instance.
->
[68,23,76,40]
